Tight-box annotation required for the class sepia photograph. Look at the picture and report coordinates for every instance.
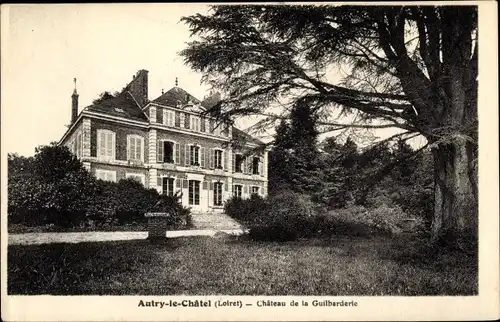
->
[1,2,498,321]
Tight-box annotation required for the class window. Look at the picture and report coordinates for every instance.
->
[251,186,260,195]
[126,173,145,185]
[95,169,116,182]
[252,157,260,175]
[189,180,200,205]
[235,154,244,173]
[190,145,200,166]
[163,110,174,127]
[158,141,179,164]
[184,113,191,129]
[233,184,243,198]
[163,141,174,163]
[162,177,175,196]
[191,116,200,132]
[214,150,223,169]
[214,182,223,206]
[97,129,115,159]
[127,135,143,161]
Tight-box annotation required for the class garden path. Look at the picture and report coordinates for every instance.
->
[8,229,245,246]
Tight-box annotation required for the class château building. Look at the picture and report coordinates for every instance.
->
[59,69,268,212]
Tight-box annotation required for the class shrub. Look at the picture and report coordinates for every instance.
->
[317,204,424,237]
[150,191,193,229]
[224,194,267,225]
[8,146,97,228]
[225,191,325,241]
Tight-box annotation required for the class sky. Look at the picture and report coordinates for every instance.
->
[2,4,215,156]
[1,3,427,157]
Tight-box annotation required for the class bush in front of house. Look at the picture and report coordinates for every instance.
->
[224,193,267,225]
[224,189,422,241]
[8,144,192,232]
[8,145,98,228]
[86,180,192,230]
[150,191,193,229]
[225,190,325,241]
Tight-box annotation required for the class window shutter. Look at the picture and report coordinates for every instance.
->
[98,132,104,156]
[259,159,263,176]
[179,144,184,165]
[225,178,228,191]
[209,149,214,169]
[105,132,111,157]
[112,132,116,159]
[185,144,190,166]
[244,185,248,194]
[209,181,214,190]
[224,151,229,171]
[176,178,181,188]
[157,141,163,162]
[182,179,188,188]
[157,176,162,187]
[185,114,190,129]
[200,147,205,168]
[200,118,205,132]
[175,143,180,164]
[175,112,180,127]
[232,153,236,172]
[180,113,185,128]
[140,137,144,161]
[203,181,208,190]
[127,136,131,160]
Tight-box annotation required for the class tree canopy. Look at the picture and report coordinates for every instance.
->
[181,5,477,145]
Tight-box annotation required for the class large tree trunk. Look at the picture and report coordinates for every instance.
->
[430,139,477,246]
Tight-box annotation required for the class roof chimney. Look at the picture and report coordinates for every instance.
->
[128,69,149,107]
[71,78,79,124]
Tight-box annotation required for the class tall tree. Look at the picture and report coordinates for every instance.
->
[268,102,320,194]
[181,5,478,245]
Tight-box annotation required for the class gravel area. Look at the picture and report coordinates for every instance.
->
[8,229,246,245]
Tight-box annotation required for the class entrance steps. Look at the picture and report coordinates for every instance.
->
[190,211,243,230]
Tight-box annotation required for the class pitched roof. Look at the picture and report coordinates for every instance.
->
[85,91,148,122]
[152,87,203,108]
[232,127,264,145]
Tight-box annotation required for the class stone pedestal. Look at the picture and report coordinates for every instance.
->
[145,212,172,240]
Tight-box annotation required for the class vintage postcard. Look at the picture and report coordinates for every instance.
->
[1,2,498,321]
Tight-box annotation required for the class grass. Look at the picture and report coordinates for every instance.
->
[8,235,477,295]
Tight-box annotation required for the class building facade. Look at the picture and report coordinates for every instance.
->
[59,70,268,212]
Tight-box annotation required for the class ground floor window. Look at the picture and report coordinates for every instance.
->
[96,169,116,182]
[233,184,243,198]
[251,186,260,195]
[162,177,175,196]
[189,180,200,205]
[125,173,145,185]
[214,182,223,206]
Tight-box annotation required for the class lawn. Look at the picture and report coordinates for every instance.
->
[8,235,477,295]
